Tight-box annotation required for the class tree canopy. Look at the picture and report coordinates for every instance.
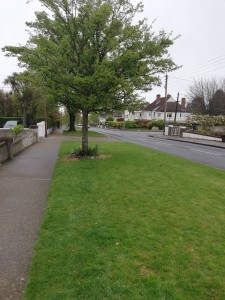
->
[3,0,178,151]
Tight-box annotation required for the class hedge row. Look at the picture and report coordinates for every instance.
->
[107,119,165,129]
[0,117,22,127]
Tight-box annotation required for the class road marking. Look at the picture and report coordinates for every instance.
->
[155,141,172,146]
[190,148,220,156]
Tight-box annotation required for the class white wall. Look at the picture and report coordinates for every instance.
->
[37,121,52,137]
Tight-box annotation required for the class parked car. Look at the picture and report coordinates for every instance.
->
[3,120,20,129]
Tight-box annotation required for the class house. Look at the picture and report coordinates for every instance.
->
[126,94,190,123]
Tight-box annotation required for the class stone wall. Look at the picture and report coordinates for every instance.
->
[0,129,38,164]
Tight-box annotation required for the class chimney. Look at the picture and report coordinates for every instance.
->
[156,94,161,103]
[181,98,186,111]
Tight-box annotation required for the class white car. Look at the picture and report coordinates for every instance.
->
[3,120,20,128]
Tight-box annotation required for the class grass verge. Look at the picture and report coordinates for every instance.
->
[24,142,225,299]
[63,130,104,137]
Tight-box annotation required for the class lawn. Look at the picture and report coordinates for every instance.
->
[63,129,105,137]
[24,142,225,299]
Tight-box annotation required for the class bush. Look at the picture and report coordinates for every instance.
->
[106,116,113,122]
[154,120,164,130]
[107,121,123,128]
[71,145,99,158]
[147,121,154,130]
[10,125,24,136]
[147,120,164,130]
[125,120,138,128]
[139,119,149,128]
[193,130,224,138]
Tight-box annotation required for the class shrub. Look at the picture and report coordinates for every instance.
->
[10,125,24,137]
[154,119,164,130]
[107,121,123,128]
[125,120,138,128]
[193,130,224,138]
[147,121,154,130]
[106,116,113,122]
[139,119,149,128]
[147,120,164,130]
[71,144,99,158]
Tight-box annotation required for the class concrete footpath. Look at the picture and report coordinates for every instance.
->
[0,129,114,300]
[0,132,63,299]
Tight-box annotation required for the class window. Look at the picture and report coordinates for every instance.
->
[149,112,151,116]
[158,113,161,117]
[167,113,172,118]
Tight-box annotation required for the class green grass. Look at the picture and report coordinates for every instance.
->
[24,142,225,299]
[63,130,105,137]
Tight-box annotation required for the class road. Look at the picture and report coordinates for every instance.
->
[92,128,225,170]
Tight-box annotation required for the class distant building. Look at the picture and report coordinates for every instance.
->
[126,94,190,123]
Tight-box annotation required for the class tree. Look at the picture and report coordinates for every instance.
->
[187,78,225,115]
[3,0,178,152]
[59,95,80,131]
[0,89,15,117]
[4,71,41,126]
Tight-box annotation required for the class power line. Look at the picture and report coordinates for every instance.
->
[169,76,193,83]
[189,65,225,78]
[174,62,225,79]
[173,54,225,77]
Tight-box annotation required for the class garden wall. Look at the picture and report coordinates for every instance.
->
[0,129,38,164]
[183,132,222,142]
[37,121,52,137]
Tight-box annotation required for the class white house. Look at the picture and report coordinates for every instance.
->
[126,94,190,123]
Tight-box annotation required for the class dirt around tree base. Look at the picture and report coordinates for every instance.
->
[62,154,112,162]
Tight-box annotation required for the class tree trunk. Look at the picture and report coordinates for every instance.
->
[22,110,27,127]
[82,110,89,153]
[69,113,76,131]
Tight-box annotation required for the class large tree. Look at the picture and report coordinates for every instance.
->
[3,0,178,152]
[0,90,15,117]
[187,78,225,115]
[4,71,40,126]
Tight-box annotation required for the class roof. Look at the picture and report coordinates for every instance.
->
[145,95,185,113]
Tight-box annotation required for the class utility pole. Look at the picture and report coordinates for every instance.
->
[163,72,168,134]
[44,95,47,138]
[174,92,179,125]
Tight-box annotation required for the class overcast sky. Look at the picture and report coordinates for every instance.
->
[0,0,225,102]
